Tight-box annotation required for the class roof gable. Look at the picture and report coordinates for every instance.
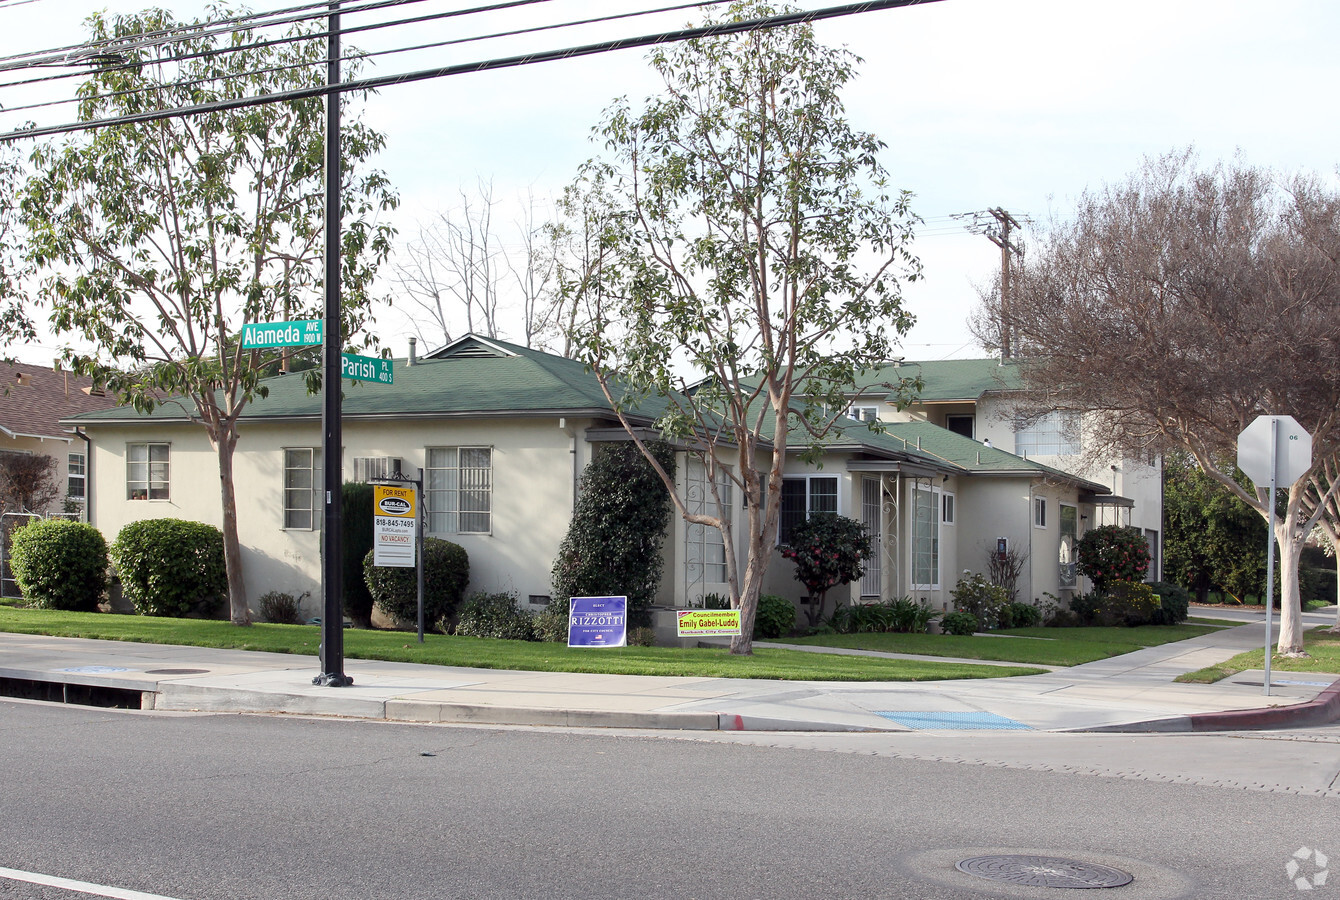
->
[1,362,118,439]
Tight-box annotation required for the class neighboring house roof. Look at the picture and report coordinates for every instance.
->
[852,357,1025,403]
[1,361,117,441]
[879,420,1110,492]
[62,335,657,426]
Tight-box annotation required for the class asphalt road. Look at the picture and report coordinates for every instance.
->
[1,699,1336,900]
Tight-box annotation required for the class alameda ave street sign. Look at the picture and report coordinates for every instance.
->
[240,319,323,348]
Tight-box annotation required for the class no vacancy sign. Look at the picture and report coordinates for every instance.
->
[373,484,417,568]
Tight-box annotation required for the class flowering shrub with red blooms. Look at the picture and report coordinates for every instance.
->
[780,512,872,625]
[1076,525,1151,593]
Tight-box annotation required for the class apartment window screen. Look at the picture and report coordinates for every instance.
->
[68,452,86,500]
[126,443,169,500]
[911,484,940,589]
[283,448,321,530]
[1015,411,1080,456]
[426,447,492,534]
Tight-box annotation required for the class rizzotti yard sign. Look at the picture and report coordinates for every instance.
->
[567,596,627,647]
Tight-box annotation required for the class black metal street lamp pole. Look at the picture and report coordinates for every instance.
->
[315,0,351,687]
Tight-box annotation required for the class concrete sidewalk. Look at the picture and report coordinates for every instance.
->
[0,612,1336,734]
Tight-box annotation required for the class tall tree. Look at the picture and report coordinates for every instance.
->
[973,151,1340,655]
[1162,452,1265,604]
[21,6,398,625]
[562,2,920,654]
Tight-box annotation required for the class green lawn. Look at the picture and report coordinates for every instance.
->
[0,606,1043,682]
[1175,627,1340,684]
[779,622,1229,667]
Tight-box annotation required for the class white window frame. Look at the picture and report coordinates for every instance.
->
[126,442,169,501]
[1015,411,1081,456]
[282,447,321,531]
[686,460,732,584]
[846,404,879,423]
[1034,496,1048,529]
[940,491,955,526]
[67,452,86,501]
[778,475,840,545]
[910,483,941,591]
[425,446,493,535]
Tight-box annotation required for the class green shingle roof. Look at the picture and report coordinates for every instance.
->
[879,420,1108,490]
[61,336,645,425]
[852,357,1024,402]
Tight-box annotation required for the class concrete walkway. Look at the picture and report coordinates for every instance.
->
[1,609,1336,734]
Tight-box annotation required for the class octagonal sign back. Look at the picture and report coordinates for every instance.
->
[1237,415,1312,488]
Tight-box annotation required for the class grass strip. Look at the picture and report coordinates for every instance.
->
[782,623,1226,667]
[0,607,1043,682]
[1174,627,1340,684]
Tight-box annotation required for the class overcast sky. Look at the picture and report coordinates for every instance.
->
[4,0,1339,364]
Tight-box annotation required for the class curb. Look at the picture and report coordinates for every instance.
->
[1188,679,1340,732]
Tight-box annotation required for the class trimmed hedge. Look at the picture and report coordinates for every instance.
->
[340,482,376,628]
[753,594,796,639]
[111,519,226,617]
[1149,580,1191,625]
[454,591,535,640]
[364,537,468,632]
[9,518,107,611]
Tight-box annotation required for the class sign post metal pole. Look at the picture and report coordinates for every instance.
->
[1263,418,1277,697]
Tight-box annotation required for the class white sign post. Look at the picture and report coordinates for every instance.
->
[1236,415,1313,696]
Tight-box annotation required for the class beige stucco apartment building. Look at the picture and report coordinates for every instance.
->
[65,338,1144,621]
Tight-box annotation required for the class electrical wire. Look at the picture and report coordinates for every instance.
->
[0,0,945,141]
[0,0,727,120]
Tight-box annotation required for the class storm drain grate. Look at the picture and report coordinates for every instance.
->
[956,855,1133,889]
[875,710,1032,730]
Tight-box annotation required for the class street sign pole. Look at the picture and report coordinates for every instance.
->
[314,1,351,688]
[1264,418,1277,696]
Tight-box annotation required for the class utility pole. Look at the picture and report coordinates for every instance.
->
[985,207,1022,359]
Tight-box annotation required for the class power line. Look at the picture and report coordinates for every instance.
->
[0,0,728,120]
[0,0,945,142]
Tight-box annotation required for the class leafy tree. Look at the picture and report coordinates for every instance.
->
[20,6,398,625]
[780,513,871,626]
[551,441,675,628]
[1075,525,1150,594]
[561,2,920,654]
[1162,452,1265,604]
[973,151,1340,655]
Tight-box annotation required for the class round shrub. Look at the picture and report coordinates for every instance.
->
[258,590,307,625]
[454,591,534,640]
[1076,525,1151,593]
[111,518,226,617]
[1000,601,1042,629]
[364,537,468,632]
[753,594,796,639]
[940,611,979,636]
[533,597,570,643]
[340,482,376,628]
[1099,580,1162,626]
[1149,580,1191,625]
[9,518,107,611]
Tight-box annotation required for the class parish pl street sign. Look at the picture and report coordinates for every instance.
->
[341,353,394,385]
[1237,415,1312,487]
[240,319,323,348]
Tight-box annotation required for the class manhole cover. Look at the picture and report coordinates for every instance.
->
[144,668,209,675]
[956,855,1133,889]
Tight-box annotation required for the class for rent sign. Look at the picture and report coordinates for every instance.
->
[568,596,627,647]
[373,484,417,567]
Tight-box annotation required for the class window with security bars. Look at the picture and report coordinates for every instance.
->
[283,448,322,530]
[685,460,732,583]
[425,447,492,534]
[778,475,838,545]
[126,442,169,500]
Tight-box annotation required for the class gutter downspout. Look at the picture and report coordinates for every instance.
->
[559,418,578,509]
[75,428,92,524]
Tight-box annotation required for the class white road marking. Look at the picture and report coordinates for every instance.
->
[0,866,188,900]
